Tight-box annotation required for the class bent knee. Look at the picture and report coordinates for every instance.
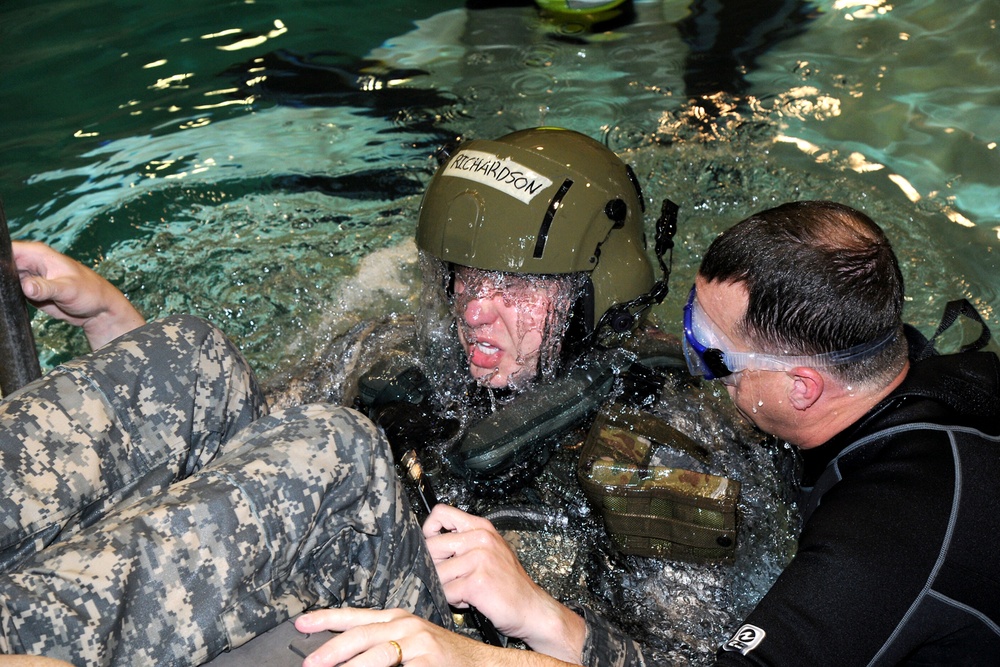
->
[265,404,388,466]
[154,313,222,342]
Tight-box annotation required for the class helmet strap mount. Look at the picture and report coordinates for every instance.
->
[434,139,462,166]
[593,198,679,337]
[605,198,628,228]
[655,198,678,272]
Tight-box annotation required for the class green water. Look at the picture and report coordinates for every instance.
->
[2,0,998,378]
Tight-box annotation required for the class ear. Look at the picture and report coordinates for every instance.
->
[788,367,824,411]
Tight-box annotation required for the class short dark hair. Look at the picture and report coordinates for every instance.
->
[699,201,907,387]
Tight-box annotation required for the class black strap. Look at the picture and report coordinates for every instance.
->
[593,198,679,337]
[910,298,992,362]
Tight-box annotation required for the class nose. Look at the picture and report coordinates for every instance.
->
[462,294,499,327]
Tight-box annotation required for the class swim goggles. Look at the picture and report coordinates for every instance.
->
[682,286,897,382]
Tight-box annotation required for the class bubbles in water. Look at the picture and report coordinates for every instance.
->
[605,120,654,152]
[508,71,560,98]
[521,44,558,69]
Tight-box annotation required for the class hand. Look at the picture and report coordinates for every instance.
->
[293,608,499,667]
[12,240,146,350]
[422,505,586,663]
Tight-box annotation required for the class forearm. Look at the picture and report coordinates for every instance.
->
[478,645,580,667]
[487,602,646,667]
[518,591,587,663]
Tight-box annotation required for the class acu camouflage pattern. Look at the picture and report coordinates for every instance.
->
[573,603,650,667]
[0,315,449,666]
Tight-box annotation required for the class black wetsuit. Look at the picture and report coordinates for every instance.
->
[717,350,1000,665]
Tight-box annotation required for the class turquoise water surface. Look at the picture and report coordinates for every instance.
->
[2,0,997,376]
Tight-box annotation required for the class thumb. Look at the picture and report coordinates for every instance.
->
[20,276,43,300]
[21,276,64,304]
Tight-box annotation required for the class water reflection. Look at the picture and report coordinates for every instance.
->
[14,0,997,378]
[678,0,820,98]
[3,0,999,663]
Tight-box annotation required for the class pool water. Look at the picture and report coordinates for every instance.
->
[1,0,998,662]
[2,0,997,376]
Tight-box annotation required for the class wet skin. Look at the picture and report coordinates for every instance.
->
[453,267,558,389]
[693,275,791,439]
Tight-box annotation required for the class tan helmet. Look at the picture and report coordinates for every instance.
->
[416,127,655,333]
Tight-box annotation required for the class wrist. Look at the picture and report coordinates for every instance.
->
[520,592,586,664]
[83,297,145,349]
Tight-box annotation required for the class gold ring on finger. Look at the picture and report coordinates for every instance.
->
[388,639,403,666]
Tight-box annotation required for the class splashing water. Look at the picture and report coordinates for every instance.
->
[3,0,998,662]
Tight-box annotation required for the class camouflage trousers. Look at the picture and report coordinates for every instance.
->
[0,315,449,666]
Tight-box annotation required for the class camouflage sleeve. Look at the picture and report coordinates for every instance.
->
[569,603,649,667]
[0,316,451,666]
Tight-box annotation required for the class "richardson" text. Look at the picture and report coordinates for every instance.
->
[445,150,553,203]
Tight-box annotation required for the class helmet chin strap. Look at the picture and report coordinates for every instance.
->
[595,198,678,336]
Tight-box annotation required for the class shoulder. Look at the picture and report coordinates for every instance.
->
[891,350,1000,430]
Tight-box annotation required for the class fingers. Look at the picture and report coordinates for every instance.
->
[428,530,535,627]
[11,241,86,306]
[10,239,145,347]
[18,274,44,301]
[425,526,504,568]
[296,607,408,634]
[421,505,525,612]
[422,504,493,538]
[11,240,52,274]
[294,609,434,667]
[12,241,78,280]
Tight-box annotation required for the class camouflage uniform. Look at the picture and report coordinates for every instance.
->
[0,315,449,666]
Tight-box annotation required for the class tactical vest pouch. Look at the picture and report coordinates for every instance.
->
[577,405,740,563]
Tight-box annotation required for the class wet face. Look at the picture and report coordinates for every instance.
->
[693,275,791,438]
[452,266,562,389]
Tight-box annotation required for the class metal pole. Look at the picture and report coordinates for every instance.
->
[0,200,42,395]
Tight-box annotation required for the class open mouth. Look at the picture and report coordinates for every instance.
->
[469,340,501,367]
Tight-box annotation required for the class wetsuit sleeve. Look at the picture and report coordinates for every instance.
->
[715,437,956,665]
[567,603,648,667]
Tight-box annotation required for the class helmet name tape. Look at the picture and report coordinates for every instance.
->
[444,150,554,204]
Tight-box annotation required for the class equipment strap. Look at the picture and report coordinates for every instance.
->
[910,298,992,362]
